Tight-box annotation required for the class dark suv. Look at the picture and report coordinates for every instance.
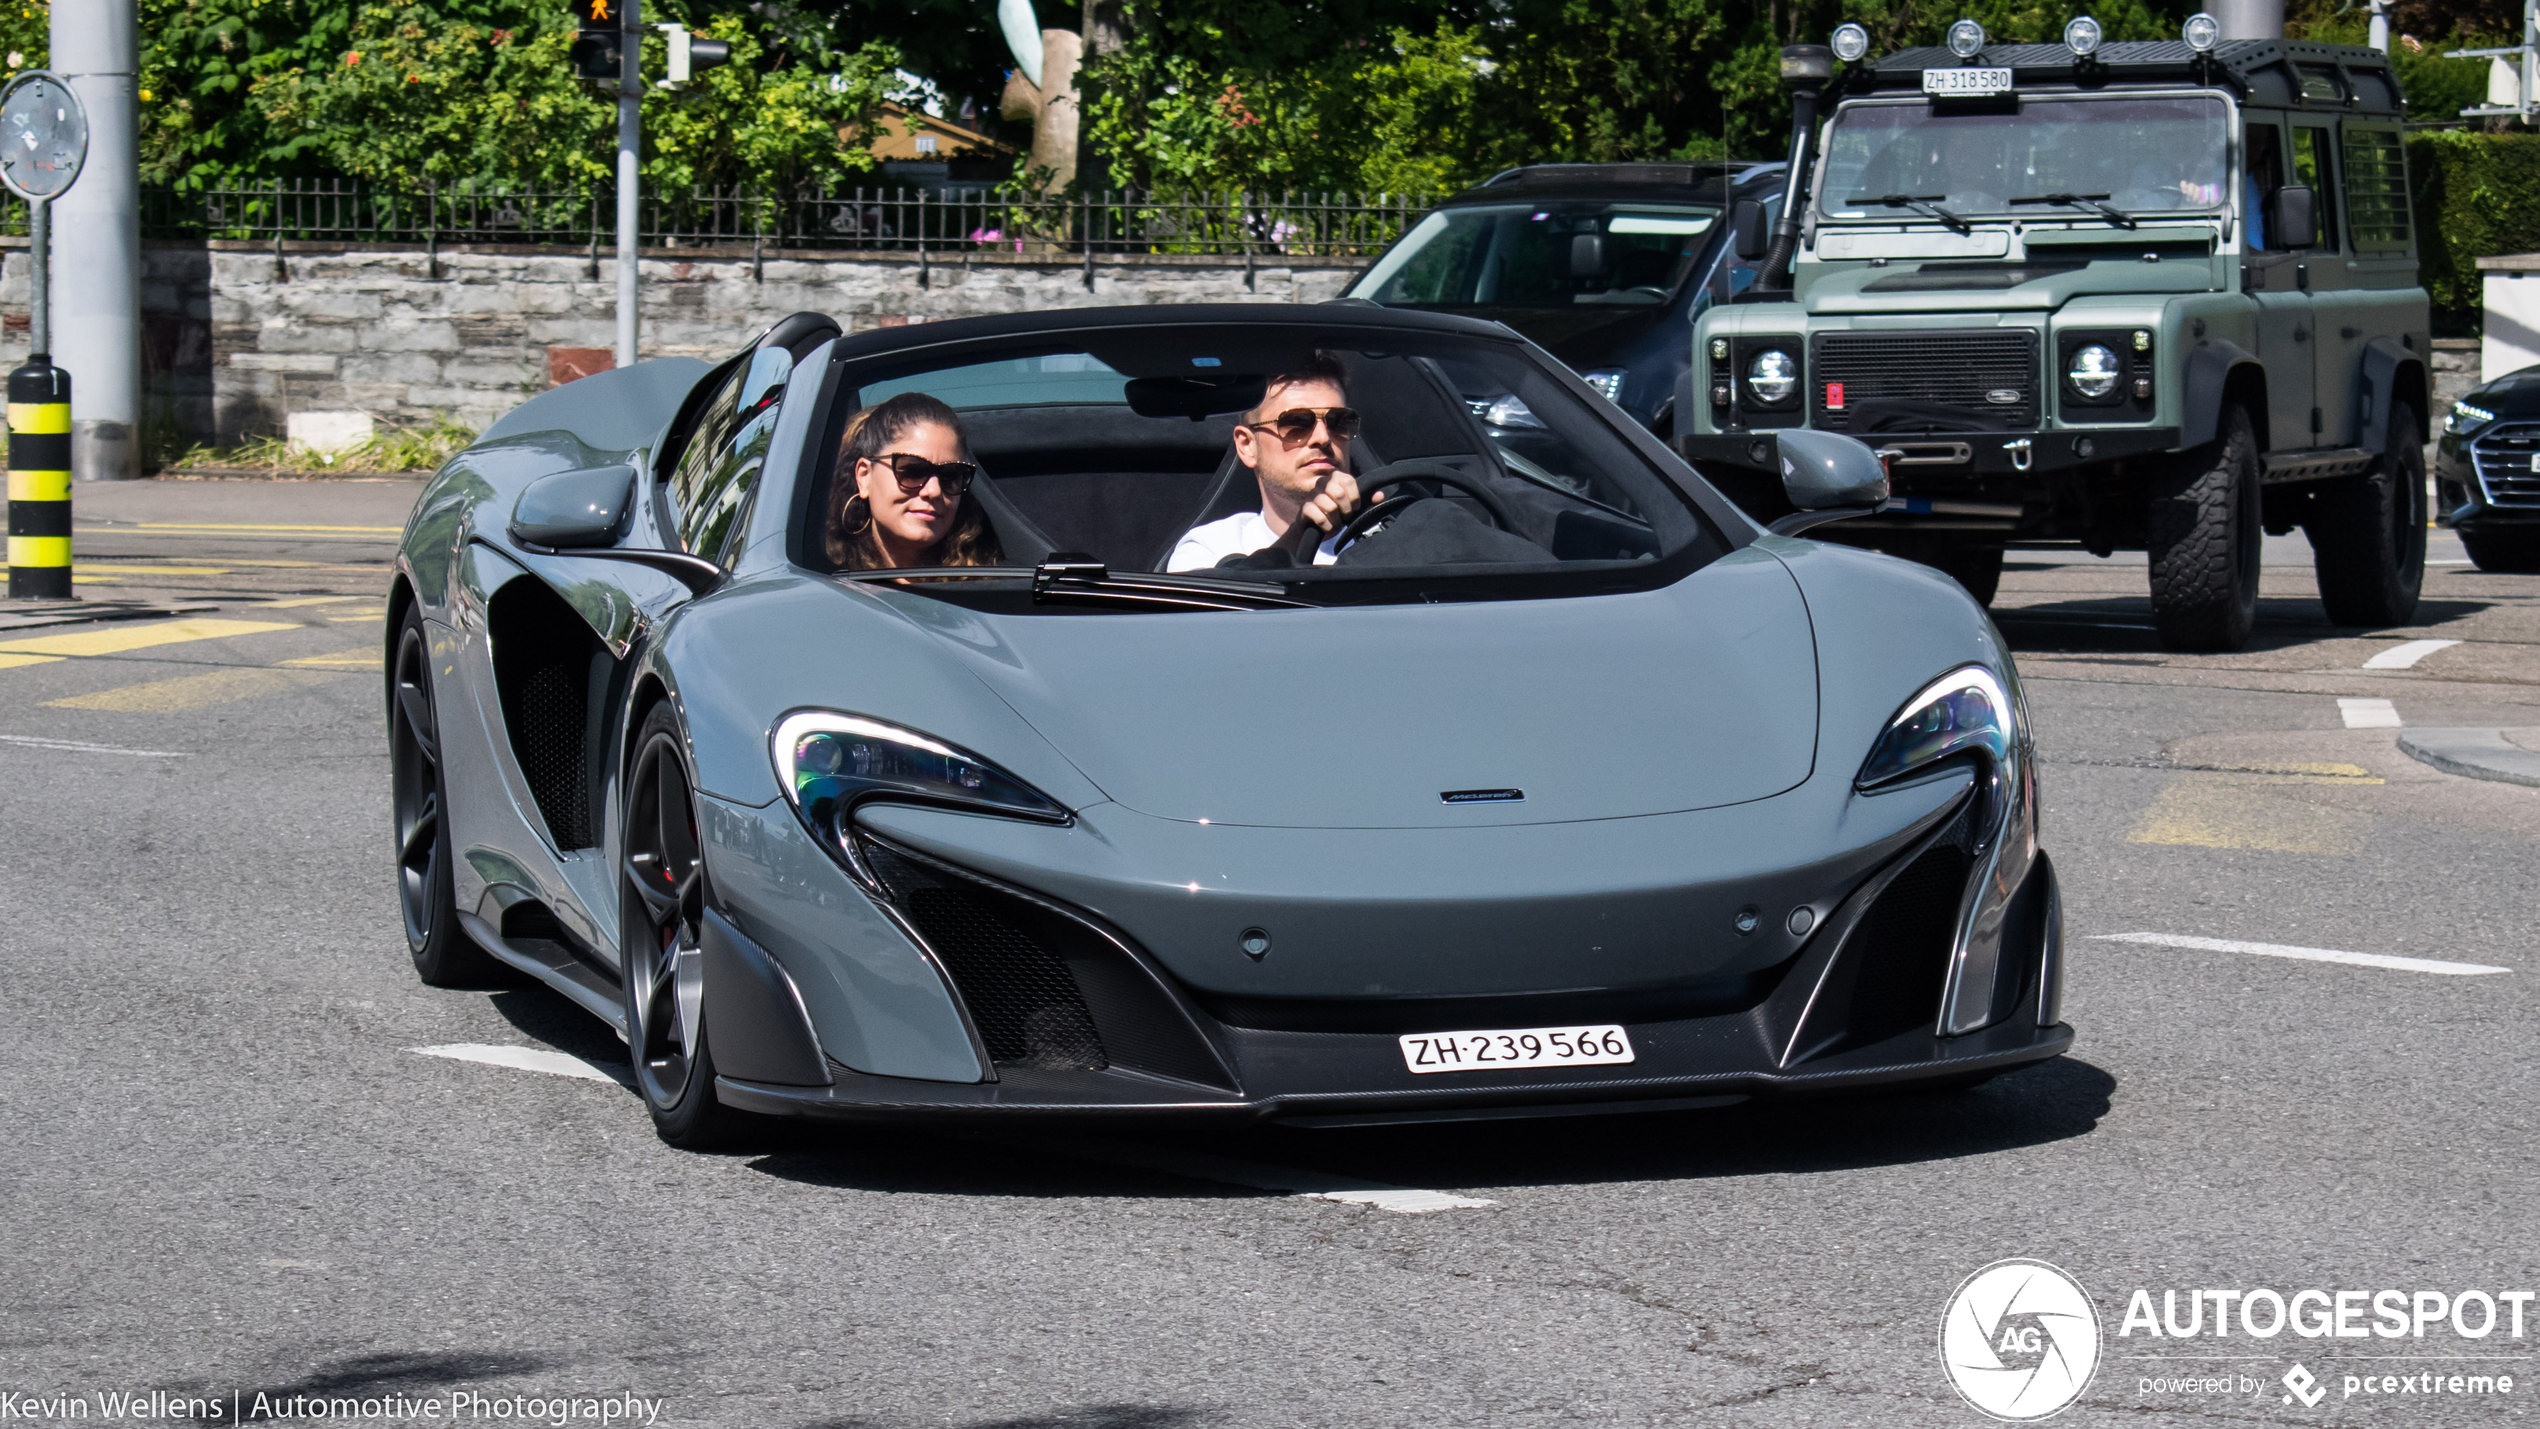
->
[1346,162,1787,442]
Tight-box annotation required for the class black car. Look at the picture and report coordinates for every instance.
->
[1345,161,1786,444]
[2438,363,2540,572]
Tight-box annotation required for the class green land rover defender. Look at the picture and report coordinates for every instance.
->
[1681,21,2431,652]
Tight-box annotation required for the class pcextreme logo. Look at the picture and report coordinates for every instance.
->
[1940,1259,2104,1421]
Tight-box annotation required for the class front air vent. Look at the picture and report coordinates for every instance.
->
[864,844,1107,1070]
[1807,799,1978,1059]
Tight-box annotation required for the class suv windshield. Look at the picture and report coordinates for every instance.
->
[1353,202,1720,309]
[1818,94,2230,221]
[817,328,1717,607]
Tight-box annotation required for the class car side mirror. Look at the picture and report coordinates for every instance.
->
[1569,233,1606,278]
[510,463,637,549]
[1765,428,1891,536]
[1731,200,1770,262]
[2271,185,2316,250]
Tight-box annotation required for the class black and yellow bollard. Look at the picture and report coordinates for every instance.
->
[8,362,71,599]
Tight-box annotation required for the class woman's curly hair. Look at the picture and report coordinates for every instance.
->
[826,391,1004,570]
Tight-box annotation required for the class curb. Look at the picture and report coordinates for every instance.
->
[2396,728,2540,789]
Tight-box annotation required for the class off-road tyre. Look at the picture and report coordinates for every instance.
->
[2309,405,2426,627]
[1932,544,2004,607]
[2461,527,2540,574]
[2148,404,2263,652]
[392,603,506,987]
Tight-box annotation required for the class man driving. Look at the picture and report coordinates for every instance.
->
[1168,353,1370,571]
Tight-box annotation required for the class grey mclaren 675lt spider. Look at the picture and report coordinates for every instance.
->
[388,302,2068,1146]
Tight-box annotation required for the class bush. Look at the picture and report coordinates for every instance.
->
[2410,130,2540,335]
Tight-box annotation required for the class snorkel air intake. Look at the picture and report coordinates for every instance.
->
[1760,44,1834,293]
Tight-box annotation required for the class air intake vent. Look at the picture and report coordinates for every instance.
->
[865,844,1107,1071]
[1822,801,1977,1056]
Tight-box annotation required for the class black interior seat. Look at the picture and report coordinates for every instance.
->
[966,405,1231,570]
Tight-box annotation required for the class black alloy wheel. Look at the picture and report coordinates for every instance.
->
[620,703,745,1147]
[2148,404,2264,652]
[2310,405,2427,628]
[393,605,501,986]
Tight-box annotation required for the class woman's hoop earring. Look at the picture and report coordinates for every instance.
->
[840,493,872,536]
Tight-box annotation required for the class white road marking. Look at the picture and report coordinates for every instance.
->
[0,732,189,757]
[2094,932,2510,976]
[982,1134,1495,1213]
[410,1043,632,1084]
[2362,639,2461,670]
[2339,697,2402,728]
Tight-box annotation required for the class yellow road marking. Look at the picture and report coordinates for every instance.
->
[328,612,387,622]
[0,618,297,659]
[45,666,346,712]
[71,576,121,584]
[127,523,404,534]
[264,595,368,608]
[0,653,62,671]
[74,564,237,576]
[2186,760,2384,785]
[285,651,380,668]
[2128,776,2369,855]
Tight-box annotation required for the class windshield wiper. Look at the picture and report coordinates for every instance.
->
[2009,192,2139,230]
[1844,193,1972,235]
[843,560,1313,612]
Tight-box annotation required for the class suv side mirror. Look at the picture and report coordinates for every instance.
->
[1731,200,1770,262]
[1765,429,1891,535]
[2271,185,2316,251]
[1569,233,1606,278]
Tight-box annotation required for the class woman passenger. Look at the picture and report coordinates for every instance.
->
[826,391,1005,570]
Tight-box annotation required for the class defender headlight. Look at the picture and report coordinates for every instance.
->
[1582,369,1628,404]
[1746,349,1799,404]
[1858,666,2017,790]
[1830,22,1871,62]
[2449,400,2497,437]
[773,711,1068,856]
[2066,344,2121,399]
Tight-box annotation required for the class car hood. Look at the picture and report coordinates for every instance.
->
[870,547,1818,829]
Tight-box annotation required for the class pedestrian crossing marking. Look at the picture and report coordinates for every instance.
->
[0,618,297,659]
[46,666,346,713]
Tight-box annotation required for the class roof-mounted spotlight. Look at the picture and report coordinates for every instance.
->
[1947,18,1987,59]
[2063,15,2103,57]
[1831,22,1871,62]
[2182,12,2221,51]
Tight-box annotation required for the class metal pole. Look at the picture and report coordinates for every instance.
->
[2368,0,2390,52]
[50,0,139,481]
[29,197,48,362]
[615,0,641,368]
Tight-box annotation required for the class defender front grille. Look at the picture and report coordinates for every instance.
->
[1810,330,2039,432]
[2471,423,2540,507]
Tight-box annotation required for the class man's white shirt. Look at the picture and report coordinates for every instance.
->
[1166,511,1340,572]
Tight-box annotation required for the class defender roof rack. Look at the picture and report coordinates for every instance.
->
[1860,38,2404,114]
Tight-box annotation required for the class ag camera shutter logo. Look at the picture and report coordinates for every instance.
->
[1940,1259,2104,1420]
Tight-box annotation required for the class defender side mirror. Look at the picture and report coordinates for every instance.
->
[1569,233,1606,278]
[1766,428,1891,536]
[1732,200,1770,262]
[510,464,637,549]
[2271,185,2316,251]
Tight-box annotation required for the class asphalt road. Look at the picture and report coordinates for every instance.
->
[2,478,2533,1429]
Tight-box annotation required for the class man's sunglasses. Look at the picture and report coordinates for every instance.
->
[1244,406,1362,444]
[874,452,977,496]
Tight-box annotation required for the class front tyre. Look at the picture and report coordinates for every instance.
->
[620,703,749,1149]
[392,604,503,987]
[2461,527,2540,573]
[2148,403,2263,652]
[2309,405,2426,627]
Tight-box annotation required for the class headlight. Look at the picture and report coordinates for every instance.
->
[1858,666,2016,790]
[772,711,1068,859]
[1582,369,1627,404]
[2449,400,2497,437]
[1482,393,1547,429]
[2065,344,2121,399]
[1746,349,1799,404]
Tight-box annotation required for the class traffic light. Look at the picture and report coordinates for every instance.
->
[569,0,621,80]
[656,24,732,87]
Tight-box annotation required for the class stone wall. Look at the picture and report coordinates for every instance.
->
[0,239,1363,445]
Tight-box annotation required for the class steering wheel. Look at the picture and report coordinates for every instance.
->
[1324,459,1524,554]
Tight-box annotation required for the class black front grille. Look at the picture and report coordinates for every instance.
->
[1811,330,2039,432]
[2473,423,2540,506]
[866,844,1107,1070]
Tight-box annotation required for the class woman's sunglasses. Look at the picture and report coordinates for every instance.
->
[1245,406,1362,445]
[874,452,977,496]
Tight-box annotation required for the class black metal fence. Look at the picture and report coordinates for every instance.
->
[0,178,1438,259]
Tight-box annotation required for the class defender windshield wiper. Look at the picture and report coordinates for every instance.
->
[1843,192,1973,235]
[842,561,1313,612]
[2009,192,2139,230]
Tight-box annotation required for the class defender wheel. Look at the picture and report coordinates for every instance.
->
[392,604,504,987]
[1932,544,2004,607]
[621,703,750,1149]
[2309,406,2426,627]
[2148,404,2263,652]
[2462,528,2540,574]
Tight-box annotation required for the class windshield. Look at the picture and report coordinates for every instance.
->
[814,328,1718,607]
[1351,202,1720,309]
[1817,94,2230,221]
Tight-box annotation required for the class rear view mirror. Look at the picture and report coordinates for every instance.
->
[1732,200,1770,262]
[510,464,637,549]
[1570,233,1607,277]
[1765,428,1890,535]
[2271,185,2316,250]
[1124,374,1268,421]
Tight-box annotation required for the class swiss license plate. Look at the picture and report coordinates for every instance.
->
[1399,1024,1635,1075]
[1923,67,2012,97]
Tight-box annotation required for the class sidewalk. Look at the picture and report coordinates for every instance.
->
[2398,727,2540,788]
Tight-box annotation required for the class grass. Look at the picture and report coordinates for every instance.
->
[160,419,478,476]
